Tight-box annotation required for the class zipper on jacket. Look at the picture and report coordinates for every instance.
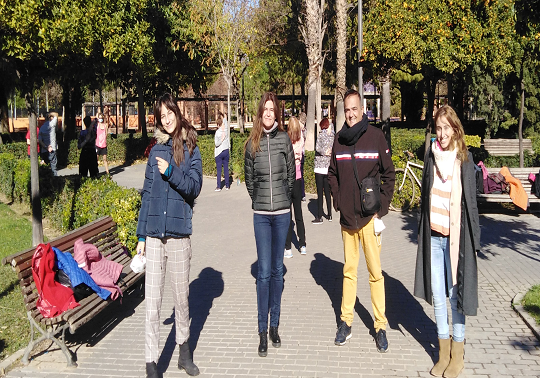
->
[352,149,359,229]
[267,133,273,210]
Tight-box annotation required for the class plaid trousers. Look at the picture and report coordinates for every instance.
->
[145,236,192,363]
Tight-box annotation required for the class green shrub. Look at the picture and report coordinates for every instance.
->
[0,142,27,159]
[0,153,15,201]
[13,159,31,203]
[304,151,316,194]
[464,135,481,148]
[70,177,140,253]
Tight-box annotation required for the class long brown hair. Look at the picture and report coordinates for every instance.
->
[434,105,468,162]
[287,116,301,143]
[154,94,198,166]
[245,92,283,156]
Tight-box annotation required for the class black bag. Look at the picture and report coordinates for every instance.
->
[350,146,381,216]
[534,170,540,198]
[360,176,382,215]
[474,164,484,194]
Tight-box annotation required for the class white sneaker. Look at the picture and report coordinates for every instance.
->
[284,249,293,259]
[300,246,307,255]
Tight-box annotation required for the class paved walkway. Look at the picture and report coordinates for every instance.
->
[5,164,540,377]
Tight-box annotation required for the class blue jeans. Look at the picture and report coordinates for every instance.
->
[431,235,465,342]
[215,149,229,189]
[41,151,58,176]
[253,212,290,333]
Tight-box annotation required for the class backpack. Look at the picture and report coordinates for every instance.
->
[474,164,484,194]
[534,170,540,198]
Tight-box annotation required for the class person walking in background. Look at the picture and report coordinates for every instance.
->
[95,113,110,175]
[78,116,99,178]
[298,112,307,201]
[38,112,59,176]
[312,117,334,224]
[328,89,395,352]
[214,113,230,191]
[136,94,203,378]
[244,92,295,358]
[284,116,307,258]
[414,105,480,378]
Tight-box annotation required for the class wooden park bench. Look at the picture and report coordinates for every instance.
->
[1,216,144,367]
[476,167,540,208]
[483,138,534,156]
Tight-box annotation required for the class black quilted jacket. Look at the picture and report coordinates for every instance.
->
[244,128,295,212]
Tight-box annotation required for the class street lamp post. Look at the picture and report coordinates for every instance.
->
[358,0,363,106]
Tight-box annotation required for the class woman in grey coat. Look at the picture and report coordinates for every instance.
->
[414,105,480,378]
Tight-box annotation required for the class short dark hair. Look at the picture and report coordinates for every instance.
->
[343,89,361,103]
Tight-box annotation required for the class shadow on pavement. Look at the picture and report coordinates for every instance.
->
[384,272,437,361]
[157,267,224,373]
[479,216,540,262]
[58,284,145,361]
[310,253,375,336]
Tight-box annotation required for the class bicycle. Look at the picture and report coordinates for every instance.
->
[389,150,423,212]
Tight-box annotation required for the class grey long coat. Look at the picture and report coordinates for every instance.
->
[413,148,481,316]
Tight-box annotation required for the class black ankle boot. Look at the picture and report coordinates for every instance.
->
[146,362,161,378]
[269,326,281,348]
[258,332,268,357]
[178,341,200,376]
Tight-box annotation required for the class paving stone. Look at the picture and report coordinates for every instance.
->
[5,169,540,378]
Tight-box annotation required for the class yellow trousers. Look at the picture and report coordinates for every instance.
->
[340,218,387,331]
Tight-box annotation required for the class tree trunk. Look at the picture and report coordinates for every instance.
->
[380,75,392,155]
[306,70,317,151]
[447,73,453,107]
[136,72,147,139]
[0,90,9,141]
[25,91,43,246]
[424,72,438,155]
[518,73,525,168]
[301,73,306,113]
[334,0,347,132]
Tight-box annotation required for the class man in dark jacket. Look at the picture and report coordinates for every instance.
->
[328,89,395,352]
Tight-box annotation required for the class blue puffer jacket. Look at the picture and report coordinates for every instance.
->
[53,248,111,300]
[137,129,203,240]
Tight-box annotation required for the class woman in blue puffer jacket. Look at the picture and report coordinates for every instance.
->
[136,93,203,378]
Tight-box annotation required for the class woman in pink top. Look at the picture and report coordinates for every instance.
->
[284,117,306,258]
[95,113,109,175]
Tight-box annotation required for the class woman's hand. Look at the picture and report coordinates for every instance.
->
[156,156,169,174]
[136,241,146,256]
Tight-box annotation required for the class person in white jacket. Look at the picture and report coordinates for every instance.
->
[214,113,230,191]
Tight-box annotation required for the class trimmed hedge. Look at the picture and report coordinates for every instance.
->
[0,154,140,254]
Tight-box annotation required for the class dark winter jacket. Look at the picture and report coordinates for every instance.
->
[328,116,395,230]
[244,127,295,211]
[414,148,480,316]
[53,248,111,300]
[137,129,203,240]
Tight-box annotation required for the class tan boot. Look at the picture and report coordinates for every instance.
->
[443,339,464,378]
[430,338,451,376]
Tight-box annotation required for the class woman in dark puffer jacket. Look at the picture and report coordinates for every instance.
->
[137,94,203,378]
[244,92,295,358]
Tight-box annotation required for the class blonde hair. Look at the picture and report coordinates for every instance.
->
[434,105,468,162]
[287,117,301,143]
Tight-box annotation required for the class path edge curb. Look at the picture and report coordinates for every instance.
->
[0,349,24,376]
[512,291,540,341]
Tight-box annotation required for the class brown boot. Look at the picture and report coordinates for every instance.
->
[443,339,464,378]
[430,338,451,376]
